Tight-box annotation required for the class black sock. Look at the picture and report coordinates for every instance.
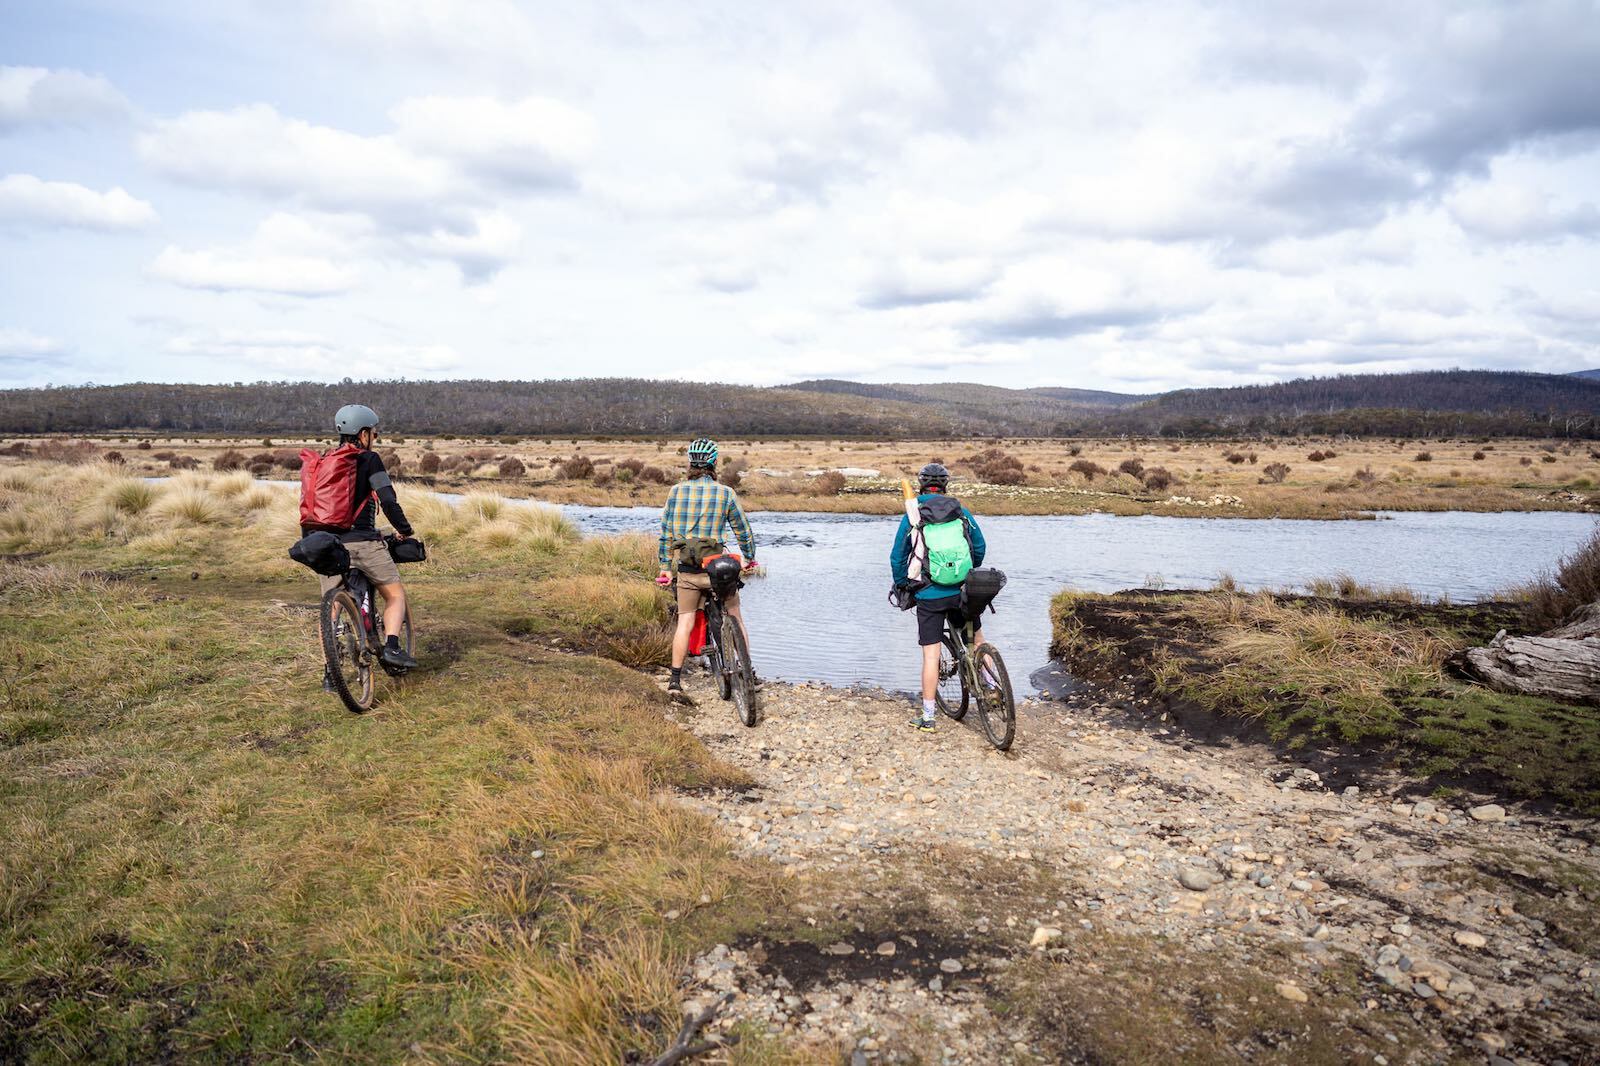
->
[386,636,399,650]
[670,667,682,681]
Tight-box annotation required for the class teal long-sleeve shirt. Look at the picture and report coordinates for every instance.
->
[889,493,986,600]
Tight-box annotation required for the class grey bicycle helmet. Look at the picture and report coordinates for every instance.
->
[917,462,950,491]
[688,437,718,468]
[335,404,380,435]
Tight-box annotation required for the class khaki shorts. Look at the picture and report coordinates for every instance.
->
[319,539,402,596]
[676,571,738,615]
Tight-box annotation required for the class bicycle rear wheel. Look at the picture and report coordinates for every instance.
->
[720,614,757,726]
[321,588,373,712]
[705,608,732,701]
[934,634,968,720]
[972,643,1015,750]
[379,606,414,677]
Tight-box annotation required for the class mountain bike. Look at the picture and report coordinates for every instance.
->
[321,558,414,714]
[668,554,758,726]
[933,571,1015,750]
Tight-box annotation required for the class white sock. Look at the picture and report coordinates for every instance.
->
[921,699,936,720]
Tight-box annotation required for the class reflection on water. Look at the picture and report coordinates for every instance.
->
[546,503,1595,698]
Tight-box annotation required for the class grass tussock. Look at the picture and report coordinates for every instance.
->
[0,464,792,1061]
[1513,524,1600,631]
[1051,586,1600,811]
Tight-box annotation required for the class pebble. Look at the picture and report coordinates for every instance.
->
[1453,930,1488,949]
[1275,982,1309,1003]
[1029,926,1063,948]
[939,958,963,974]
[1178,868,1216,892]
[1469,804,1507,823]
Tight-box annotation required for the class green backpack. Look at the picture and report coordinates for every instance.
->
[918,496,973,587]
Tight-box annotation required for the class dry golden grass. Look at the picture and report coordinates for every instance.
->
[0,466,795,1062]
[7,432,1592,518]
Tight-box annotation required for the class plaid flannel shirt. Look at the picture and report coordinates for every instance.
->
[657,475,756,569]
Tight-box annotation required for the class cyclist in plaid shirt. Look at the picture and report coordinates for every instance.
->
[656,438,757,696]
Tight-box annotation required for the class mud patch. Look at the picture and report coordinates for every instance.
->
[740,929,998,994]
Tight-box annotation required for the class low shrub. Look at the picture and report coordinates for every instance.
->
[638,466,669,485]
[1519,457,1534,466]
[103,450,125,465]
[499,457,527,478]
[213,449,246,471]
[272,448,303,470]
[135,440,152,451]
[1307,450,1328,462]
[36,440,100,464]
[248,462,273,477]
[1259,462,1290,484]
[1473,451,1486,461]
[169,455,200,470]
[810,471,847,496]
[1140,466,1176,491]
[1068,459,1106,482]
[249,451,276,466]
[1224,451,1246,465]
[1118,458,1145,478]
[617,458,645,475]
[1067,445,1082,457]
[592,469,614,487]
[1542,454,1558,464]
[559,455,594,480]
[379,450,404,478]
[719,457,749,488]
[419,452,442,474]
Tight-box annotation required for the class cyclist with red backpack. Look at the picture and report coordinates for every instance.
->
[889,462,987,732]
[300,404,418,672]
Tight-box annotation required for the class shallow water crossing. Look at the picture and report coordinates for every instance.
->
[552,504,1596,697]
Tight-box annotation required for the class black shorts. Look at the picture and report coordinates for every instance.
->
[916,592,979,646]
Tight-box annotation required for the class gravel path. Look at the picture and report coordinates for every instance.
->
[660,671,1600,1064]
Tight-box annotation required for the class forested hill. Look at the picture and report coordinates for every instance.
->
[1,369,1596,438]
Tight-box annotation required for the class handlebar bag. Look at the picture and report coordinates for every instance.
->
[960,567,1007,620]
[386,536,427,564]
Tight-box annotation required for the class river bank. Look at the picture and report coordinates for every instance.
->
[1050,587,1600,816]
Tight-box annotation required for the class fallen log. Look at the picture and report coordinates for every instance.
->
[1455,628,1600,704]
[648,993,738,1066]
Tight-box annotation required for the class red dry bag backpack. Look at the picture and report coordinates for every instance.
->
[299,443,369,532]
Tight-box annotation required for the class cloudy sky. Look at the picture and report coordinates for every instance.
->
[3,0,1599,393]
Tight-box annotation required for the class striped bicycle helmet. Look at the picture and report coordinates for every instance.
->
[688,437,718,469]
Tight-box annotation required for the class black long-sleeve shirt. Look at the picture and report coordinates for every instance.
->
[341,449,413,543]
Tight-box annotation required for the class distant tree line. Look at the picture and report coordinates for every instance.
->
[1,370,1595,439]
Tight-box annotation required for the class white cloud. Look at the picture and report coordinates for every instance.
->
[150,246,357,296]
[390,95,592,189]
[1448,183,1600,242]
[0,173,156,230]
[0,327,64,358]
[166,329,463,378]
[0,66,129,131]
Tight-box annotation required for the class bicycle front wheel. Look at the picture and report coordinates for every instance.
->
[321,588,374,713]
[972,643,1015,750]
[721,614,757,727]
[934,638,968,720]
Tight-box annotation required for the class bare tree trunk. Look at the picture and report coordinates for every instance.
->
[1455,606,1600,703]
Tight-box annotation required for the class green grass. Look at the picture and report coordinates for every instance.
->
[0,467,791,1063]
[1051,586,1600,813]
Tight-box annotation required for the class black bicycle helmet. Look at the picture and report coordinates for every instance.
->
[917,462,950,491]
[688,438,718,469]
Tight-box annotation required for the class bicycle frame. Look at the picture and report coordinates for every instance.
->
[342,569,383,650]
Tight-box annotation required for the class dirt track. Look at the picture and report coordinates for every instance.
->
[661,672,1600,1064]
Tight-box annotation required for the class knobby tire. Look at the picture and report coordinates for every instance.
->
[722,614,757,727]
[972,643,1016,751]
[934,638,969,720]
[321,588,373,713]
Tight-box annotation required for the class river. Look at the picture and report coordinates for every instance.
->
[547,504,1595,697]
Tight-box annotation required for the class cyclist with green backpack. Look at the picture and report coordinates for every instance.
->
[889,462,987,732]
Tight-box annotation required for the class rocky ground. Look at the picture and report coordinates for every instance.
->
[657,671,1600,1065]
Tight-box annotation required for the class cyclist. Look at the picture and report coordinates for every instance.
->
[656,437,757,698]
[302,404,418,672]
[889,462,987,732]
